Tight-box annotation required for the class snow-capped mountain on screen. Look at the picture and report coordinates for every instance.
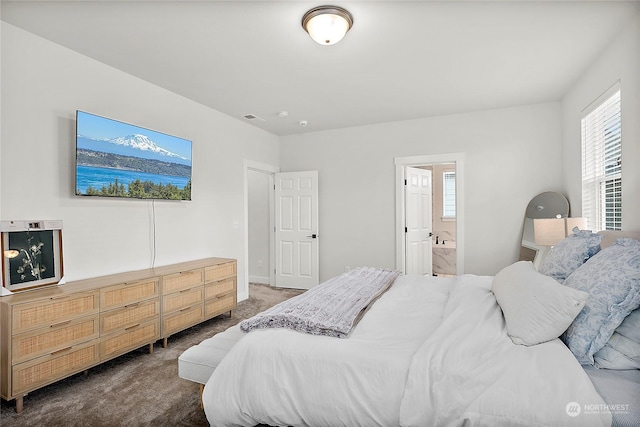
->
[109,134,188,161]
[77,134,190,165]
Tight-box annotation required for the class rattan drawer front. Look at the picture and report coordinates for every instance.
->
[162,287,203,313]
[162,269,204,294]
[204,261,236,282]
[100,279,159,311]
[204,278,236,300]
[204,293,236,319]
[99,319,159,360]
[12,315,100,364]
[162,305,203,336]
[100,299,160,335]
[12,292,100,334]
[12,341,99,395]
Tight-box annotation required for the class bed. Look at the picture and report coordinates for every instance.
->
[185,230,640,426]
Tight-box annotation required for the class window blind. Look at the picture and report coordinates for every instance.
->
[581,86,622,231]
[443,171,456,218]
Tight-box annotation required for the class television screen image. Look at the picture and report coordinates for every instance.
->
[76,111,193,200]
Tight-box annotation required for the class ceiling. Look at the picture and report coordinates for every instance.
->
[2,1,639,136]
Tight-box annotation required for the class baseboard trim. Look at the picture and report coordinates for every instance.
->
[249,275,270,285]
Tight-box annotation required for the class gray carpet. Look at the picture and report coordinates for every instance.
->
[0,283,303,427]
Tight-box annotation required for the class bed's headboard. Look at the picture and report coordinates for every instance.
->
[598,230,640,249]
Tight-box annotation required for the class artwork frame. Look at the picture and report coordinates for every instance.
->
[1,220,64,292]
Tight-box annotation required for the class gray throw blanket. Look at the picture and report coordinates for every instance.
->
[240,267,401,338]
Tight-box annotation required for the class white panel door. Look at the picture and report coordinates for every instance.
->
[275,171,319,289]
[405,167,433,276]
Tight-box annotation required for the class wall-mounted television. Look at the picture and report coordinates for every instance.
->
[76,111,192,200]
[1,220,64,292]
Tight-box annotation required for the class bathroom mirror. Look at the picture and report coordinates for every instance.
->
[519,192,569,268]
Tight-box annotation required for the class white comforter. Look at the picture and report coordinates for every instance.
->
[203,274,612,427]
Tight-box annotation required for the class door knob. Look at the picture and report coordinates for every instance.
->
[306,234,318,238]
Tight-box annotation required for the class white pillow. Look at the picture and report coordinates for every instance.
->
[492,261,589,346]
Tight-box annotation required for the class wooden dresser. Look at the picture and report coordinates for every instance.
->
[160,260,237,347]
[0,257,236,413]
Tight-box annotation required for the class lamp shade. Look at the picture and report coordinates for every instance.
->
[533,217,588,246]
[302,6,353,45]
[534,218,566,246]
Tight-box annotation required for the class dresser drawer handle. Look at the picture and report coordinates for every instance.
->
[51,346,73,355]
[125,324,140,331]
[179,306,194,312]
[124,302,140,309]
[50,295,71,301]
[50,320,72,328]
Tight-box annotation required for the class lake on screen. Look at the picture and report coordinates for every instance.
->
[76,165,190,194]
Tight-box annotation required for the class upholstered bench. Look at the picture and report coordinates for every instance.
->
[178,324,244,403]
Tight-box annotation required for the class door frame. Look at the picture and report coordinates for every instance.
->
[243,160,279,301]
[394,153,465,275]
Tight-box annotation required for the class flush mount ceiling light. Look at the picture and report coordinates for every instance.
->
[302,5,353,45]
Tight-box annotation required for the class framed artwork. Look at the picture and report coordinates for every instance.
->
[1,221,64,292]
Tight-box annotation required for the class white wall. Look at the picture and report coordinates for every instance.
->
[0,15,3,218]
[0,24,280,299]
[561,14,640,231]
[280,103,563,278]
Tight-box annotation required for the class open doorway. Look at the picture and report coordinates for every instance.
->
[243,161,320,300]
[247,168,273,286]
[243,160,278,301]
[420,163,457,277]
[395,154,465,276]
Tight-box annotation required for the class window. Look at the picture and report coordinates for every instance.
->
[443,171,456,218]
[581,85,621,231]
